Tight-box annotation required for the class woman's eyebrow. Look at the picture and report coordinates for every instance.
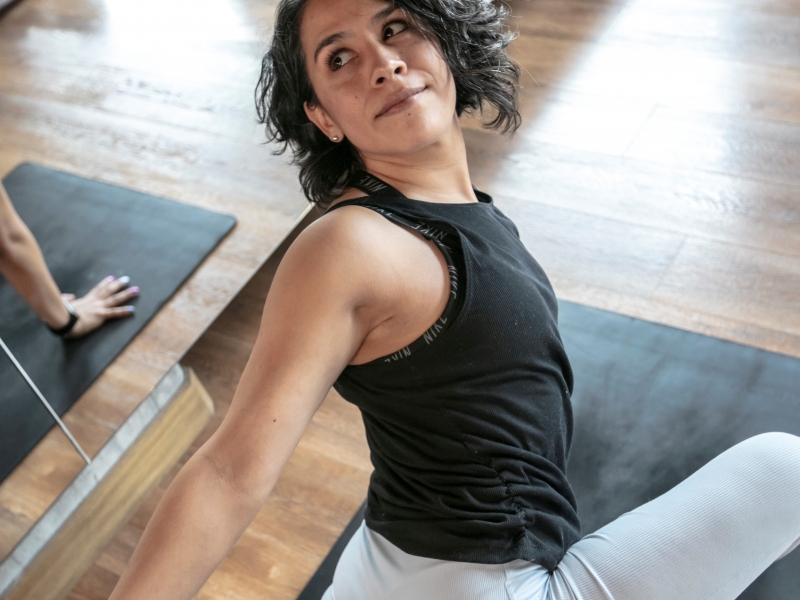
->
[314,32,349,64]
[312,5,399,64]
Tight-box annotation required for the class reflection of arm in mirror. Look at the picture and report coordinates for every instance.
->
[107,212,382,600]
[0,180,138,338]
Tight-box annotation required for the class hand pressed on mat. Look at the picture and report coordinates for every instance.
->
[61,275,139,339]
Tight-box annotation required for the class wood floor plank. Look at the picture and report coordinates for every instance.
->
[508,0,626,42]
[490,191,688,298]
[653,236,800,336]
[675,0,800,14]
[605,1,800,68]
[465,129,800,259]
[0,58,262,142]
[0,92,305,216]
[508,35,800,126]
[625,106,800,187]
[0,0,276,81]
[508,0,800,67]
[550,279,800,360]
[515,86,656,156]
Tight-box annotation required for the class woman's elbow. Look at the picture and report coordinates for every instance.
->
[194,446,275,508]
[0,222,32,264]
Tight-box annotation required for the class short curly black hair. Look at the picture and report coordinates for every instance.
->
[255,0,521,209]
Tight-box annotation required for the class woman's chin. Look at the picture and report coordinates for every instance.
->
[366,117,455,156]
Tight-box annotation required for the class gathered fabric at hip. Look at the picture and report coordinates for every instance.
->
[321,432,800,600]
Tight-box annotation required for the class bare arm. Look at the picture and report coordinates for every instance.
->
[0,180,71,328]
[108,210,385,600]
[0,180,138,337]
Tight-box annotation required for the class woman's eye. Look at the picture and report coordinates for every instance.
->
[328,49,354,71]
[326,19,408,71]
[383,20,408,40]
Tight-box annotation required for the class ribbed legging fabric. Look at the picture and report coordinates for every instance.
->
[321,432,800,600]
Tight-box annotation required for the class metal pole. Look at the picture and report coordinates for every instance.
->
[0,335,92,465]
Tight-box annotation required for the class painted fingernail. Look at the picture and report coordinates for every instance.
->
[106,275,115,281]
[128,306,136,312]
[130,286,140,293]
[119,275,131,284]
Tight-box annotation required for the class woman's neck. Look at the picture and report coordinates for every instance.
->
[358,118,478,205]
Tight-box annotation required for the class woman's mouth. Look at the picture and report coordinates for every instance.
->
[376,86,426,118]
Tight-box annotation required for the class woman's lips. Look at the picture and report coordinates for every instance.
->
[376,86,426,118]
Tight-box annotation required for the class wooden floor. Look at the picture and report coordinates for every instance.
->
[1,0,798,598]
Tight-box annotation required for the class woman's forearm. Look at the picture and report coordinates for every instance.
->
[108,450,265,600]
[0,183,70,328]
[0,228,70,328]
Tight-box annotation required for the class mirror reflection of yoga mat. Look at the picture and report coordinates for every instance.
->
[0,163,236,484]
[297,301,800,600]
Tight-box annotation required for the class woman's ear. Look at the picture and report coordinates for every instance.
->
[303,101,343,142]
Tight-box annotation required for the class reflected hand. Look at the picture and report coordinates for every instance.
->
[62,275,139,338]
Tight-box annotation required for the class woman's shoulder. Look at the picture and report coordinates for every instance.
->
[299,188,445,290]
[288,196,409,309]
[272,204,398,344]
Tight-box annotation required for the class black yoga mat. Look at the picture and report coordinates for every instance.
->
[0,163,236,484]
[298,300,800,600]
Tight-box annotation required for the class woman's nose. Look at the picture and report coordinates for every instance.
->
[371,48,407,87]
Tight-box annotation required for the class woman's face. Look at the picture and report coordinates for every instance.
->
[299,0,458,159]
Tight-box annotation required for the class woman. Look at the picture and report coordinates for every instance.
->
[0,180,137,339]
[108,0,800,599]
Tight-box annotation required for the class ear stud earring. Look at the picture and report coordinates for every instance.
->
[331,136,339,142]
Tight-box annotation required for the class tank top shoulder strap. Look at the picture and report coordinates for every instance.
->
[347,169,407,199]
[326,169,492,212]
[325,170,453,245]
[325,169,404,213]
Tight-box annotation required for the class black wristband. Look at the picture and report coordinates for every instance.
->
[47,300,79,338]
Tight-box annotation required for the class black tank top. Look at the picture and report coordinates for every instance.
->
[325,170,581,572]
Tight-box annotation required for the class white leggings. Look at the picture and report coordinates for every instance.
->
[321,432,800,600]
